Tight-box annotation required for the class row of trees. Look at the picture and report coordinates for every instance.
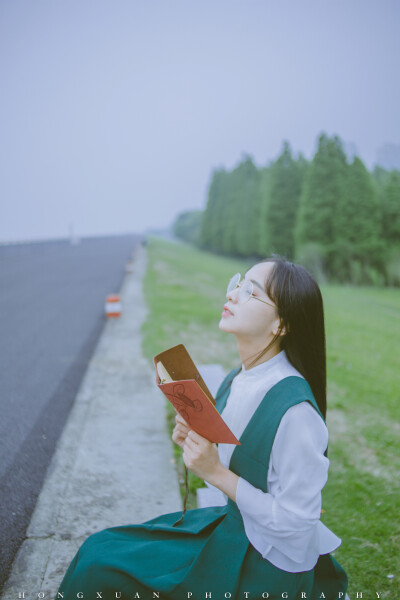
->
[173,133,400,285]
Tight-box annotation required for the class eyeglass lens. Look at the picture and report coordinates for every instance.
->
[226,274,253,303]
[238,281,252,302]
[227,273,241,293]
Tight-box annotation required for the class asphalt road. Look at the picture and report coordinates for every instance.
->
[0,234,142,588]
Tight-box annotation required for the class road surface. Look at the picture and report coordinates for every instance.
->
[0,233,142,589]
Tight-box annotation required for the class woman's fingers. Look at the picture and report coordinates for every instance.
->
[183,432,208,454]
[175,413,189,427]
[172,423,190,448]
[176,426,190,439]
[172,418,210,456]
[182,432,220,481]
[183,435,198,452]
[175,423,189,436]
[172,434,185,449]
[187,429,205,444]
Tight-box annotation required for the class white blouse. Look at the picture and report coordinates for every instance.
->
[202,350,342,573]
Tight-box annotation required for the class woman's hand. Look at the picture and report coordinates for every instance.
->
[172,413,190,448]
[182,430,222,482]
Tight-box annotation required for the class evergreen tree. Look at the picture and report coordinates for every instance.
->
[380,171,400,285]
[381,171,400,246]
[231,156,261,257]
[372,165,391,202]
[258,166,272,257]
[200,169,227,252]
[173,210,203,245]
[264,142,305,259]
[334,157,383,281]
[200,137,400,285]
[295,133,348,276]
[202,156,262,257]
[220,168,238,255]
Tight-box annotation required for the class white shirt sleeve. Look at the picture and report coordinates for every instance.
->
[235,401,339,570]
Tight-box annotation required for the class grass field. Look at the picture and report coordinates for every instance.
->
[142,236,400,598]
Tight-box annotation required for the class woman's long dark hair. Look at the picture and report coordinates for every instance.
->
[249,257,327,419]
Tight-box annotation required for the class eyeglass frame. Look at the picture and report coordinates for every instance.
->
[226,273,276,308]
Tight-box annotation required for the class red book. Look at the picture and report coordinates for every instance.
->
[153,344,240,445]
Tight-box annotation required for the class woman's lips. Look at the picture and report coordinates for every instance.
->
[221,305,233,317]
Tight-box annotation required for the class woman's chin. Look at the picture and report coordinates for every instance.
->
[219,317,234,332]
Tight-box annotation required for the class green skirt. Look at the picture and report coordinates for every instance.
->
[56,506,347,600]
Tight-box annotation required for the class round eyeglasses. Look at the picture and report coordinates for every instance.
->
[226,273,275,308]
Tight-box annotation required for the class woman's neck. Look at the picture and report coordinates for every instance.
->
[236,337,281,370]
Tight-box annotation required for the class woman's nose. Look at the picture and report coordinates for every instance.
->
[226,286,239,303]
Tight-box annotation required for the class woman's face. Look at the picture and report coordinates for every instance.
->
[219,262,282,345]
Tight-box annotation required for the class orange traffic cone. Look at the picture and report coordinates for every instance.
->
[105,294,122,318]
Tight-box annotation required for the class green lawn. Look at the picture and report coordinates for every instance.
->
[142,236,400,598]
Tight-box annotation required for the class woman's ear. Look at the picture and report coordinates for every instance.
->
[272,318,287,338]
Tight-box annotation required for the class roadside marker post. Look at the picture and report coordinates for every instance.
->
[105,294,122,318]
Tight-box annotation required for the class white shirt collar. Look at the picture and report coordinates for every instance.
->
[240,349,287,379]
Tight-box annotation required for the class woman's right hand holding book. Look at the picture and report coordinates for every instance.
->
[172,413,190,448]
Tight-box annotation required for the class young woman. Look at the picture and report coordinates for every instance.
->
[56,258,348,599]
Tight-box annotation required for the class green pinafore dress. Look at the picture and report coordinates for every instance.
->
[56,373,348,600]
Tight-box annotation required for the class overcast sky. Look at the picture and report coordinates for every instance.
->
[1,0,399,242]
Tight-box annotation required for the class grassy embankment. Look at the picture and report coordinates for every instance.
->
[142,236,400,598]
